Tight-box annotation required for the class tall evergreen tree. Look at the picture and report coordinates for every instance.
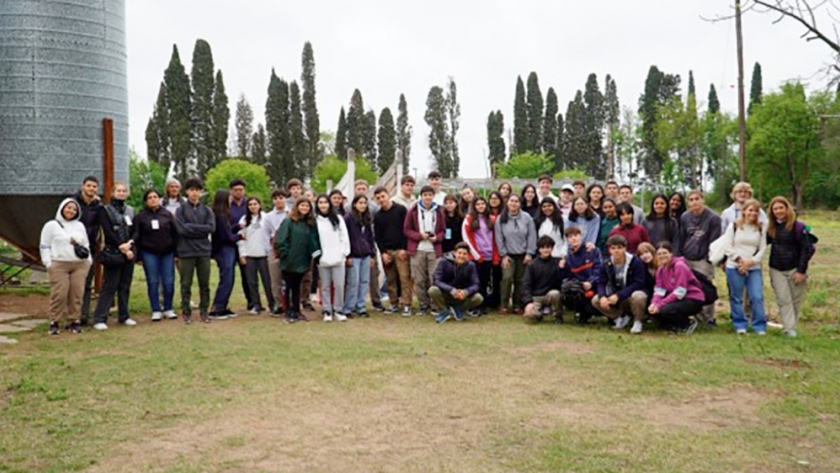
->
[639,65,681,179]
[396,93,412,169]
[513,76,528,154]
[446,77,461,177]
[146,82,169,168]
[212,70,230,166]
[749,62,763,114]
[362,110,377,165]
[708,84,720,114]
[377,107,396,172]
[265,70,293,185]
[688,70,696,98]
[336,107,348,162]
[583,73,605,178]
[250,123,266,163]
[346,89,365,158]
[487,110,506,172]
[425,86,453,177]
[555,113,565,170]
[543,87,559,160]
[603,75,620,178]
[163,45,192,183]
[301,41,321,170]
[190,39,216,178]
[526,72,544,153]
[563,91,587,171]
[234,94,253,159]
[289,81,307,178]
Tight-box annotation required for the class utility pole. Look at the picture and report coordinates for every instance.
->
[736,0,747,181]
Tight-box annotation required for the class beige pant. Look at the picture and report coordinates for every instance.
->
[770,268,807,332]
[428,286,483,312]
[411,251,439,311]
[688,259,716,324]
[592,290,648,321]
[268,252,283,310]
[47,260,92,323]
[525,290,562,320]
[383,249,412,309]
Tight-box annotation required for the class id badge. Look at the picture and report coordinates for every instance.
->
[151,219,160,230]
[445,228,452,240]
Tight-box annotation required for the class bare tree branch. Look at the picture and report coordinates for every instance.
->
[752,0,840,52]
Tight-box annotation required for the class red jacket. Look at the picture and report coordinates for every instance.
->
[462,214,500,265]
[404,202,446,257]
[608,224,650,254]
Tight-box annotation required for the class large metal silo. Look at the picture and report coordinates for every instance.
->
[0,0,128,260]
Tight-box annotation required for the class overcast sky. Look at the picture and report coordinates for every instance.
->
[126,0,834,178]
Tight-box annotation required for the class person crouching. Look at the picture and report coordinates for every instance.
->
[591,235,649,334]
[429,242,483,323]
[523,236,566,323]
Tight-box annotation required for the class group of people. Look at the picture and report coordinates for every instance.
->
[39,171,815,337]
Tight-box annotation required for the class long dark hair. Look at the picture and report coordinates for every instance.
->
[488,191,504,215]
[521,184,538,208]
[244,196,263,227]
[443,194,463,218]
[468,196,493,231]
[586,183,605,206]
[569,196,595,222]
[536,196,564,233]
[316,194,340,229]
[212,190,231,220]
[328,189,345,216]
[648,193,669,219]
[349,193,372,227]
[668,192,686,219]
[499,194,522,225]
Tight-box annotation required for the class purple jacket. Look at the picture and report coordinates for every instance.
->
[652,256,705,308]
[344,213,375,258]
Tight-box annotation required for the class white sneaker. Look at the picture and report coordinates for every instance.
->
[151,312,163,322]
[93,323,108,331]
[613,315,631,330]
[323,313,333,322]
[756,331,766,336]
[784,330,798,338]
[248,308,259,315]
[121,318,137,326]
[163,310,177,319]
[334,313,348,322]
[736,328,747,335]
[630,320,643,334]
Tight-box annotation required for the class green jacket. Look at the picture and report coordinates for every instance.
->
[275,218,321,274]
[597,215,620,253]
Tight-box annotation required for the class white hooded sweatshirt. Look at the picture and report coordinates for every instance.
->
[315,214,350,267]
[39,198,92,268]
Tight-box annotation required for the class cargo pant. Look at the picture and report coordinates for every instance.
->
[591,290,648,321]
[47,260,92,323]
[411,250,438,311]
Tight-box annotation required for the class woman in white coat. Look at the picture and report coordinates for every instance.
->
[314,194,350,322]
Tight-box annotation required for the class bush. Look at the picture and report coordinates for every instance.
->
[552,169,589,182]
[204,159,272,204]
[128,154,167,209]
[311,155,378,194]
[495,152,553,179]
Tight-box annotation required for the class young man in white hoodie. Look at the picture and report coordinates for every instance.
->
[40,199,92,335]
[403,186,445,316]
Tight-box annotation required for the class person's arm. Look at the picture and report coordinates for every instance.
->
[373,214,385,253]
[309,224,322,260]
[130,213,142,244]
[495,221,507,258]
[708,213,722,247]
[465,264,480,297]
[796,222,816,274]
[99,207,120,247]
[657,262,692,307]
[670,219,681,256]
[39,222,55,268]
[175,206,215,238]
[433,261,454,293]
[586,215,600,246]
[617,258,647,301]
[722,222,739,261]
[521,264,534,304]
[639,225,650,244]
[434,208,445,242]
[526,218,537,257]
[595,263,608,298]
[589,250,602,287]
[339,218,351,258]
[275,219,290,260]
[402,207,423,243]
[462,217,481,261]
[752,225,768,263]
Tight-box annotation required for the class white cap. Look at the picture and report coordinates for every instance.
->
[561,184,574,193]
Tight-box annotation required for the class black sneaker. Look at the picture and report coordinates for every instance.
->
[49,322,60,335]
[302,301,315,311]
[358,310,369,318]
[683,320,699,335]
[271,306,285,317]
[372,302,385,311]
[199,313,211,323]
[386,305,398,314]
[70,321,82,334]
[183,312,193,324]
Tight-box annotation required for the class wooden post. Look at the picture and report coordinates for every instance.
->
[96,118,115,293]
[735,0,747,181]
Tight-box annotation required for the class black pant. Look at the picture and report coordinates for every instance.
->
[245,257,274,311]
[658,298,704,328]
[94,261,134,324]
[487,264,502,308]
[283,271,305,313]
[180,256,211,315]
[475,261,492,308]
[235,247,252,308]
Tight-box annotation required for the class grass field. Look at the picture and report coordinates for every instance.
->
[1,211,839,472]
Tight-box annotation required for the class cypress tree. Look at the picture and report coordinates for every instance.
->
[289,81,307,178]
[563,91,586,171]
[749,62,762,114]
[424,86,452,177]
[212,70,230,166]
[688,70,696,98]
[377,107,396,172]
[250,123,266,163]
[639,66,663,179]
[336,107,348,162]
[164,45,192,183]
[146,82,169,168]
[346,89,365,158]
[487,110,506,171]
[190,39,215,178]
[555,112,565,170]
[583,73,605,178]
[543,87,559,160]
[708,83,720,114]
[362,109,377,165]
[301,42,321,169]
[235,94,253,159]
[265,70,293,185]
[446,77,461,177]
[603,75,620,178]
[526,72,543,153]
[396,93,412,169]
[513,76,528,154]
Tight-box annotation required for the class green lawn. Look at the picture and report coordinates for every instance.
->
[1,211,839,472]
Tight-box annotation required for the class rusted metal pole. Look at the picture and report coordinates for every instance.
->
[95,118,115,292]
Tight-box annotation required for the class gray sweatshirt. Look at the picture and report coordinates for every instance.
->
[679,207,721,261]
[495,211,537,257]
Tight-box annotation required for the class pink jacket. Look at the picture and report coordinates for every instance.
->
[652,257,705,308]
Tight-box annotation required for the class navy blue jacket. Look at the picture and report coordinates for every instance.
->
[596,253,648,301]
[344,213,375,258]
[432,257,480,296]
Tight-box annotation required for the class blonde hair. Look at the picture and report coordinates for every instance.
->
[730,181,754,201]
[767,196,796,238]
[636,242,658,269]
[113,181,129,192]
[735,199,762,229]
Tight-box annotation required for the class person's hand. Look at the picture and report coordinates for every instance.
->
[648,304,659,314]
[607,295,619,305]
[125,250,135,261]
[369,258,376,268]
[793,272,807,284]
[583,282,592,291]
[118,242,132,253]
[397,250,408,262]
[429,234,437,242]
[455,290,466,300]
[421,233,430,241]
[239,257,247,266]
[502,256,512,269]
[346,258,353,267]
[240,233,248,240]
[585,242,596,251]
[382,252,393,266]
[558,258,566,269]
[599,297,611,310]
[524,302,536,315]
[524,255,532,265]
[174,257,180,269]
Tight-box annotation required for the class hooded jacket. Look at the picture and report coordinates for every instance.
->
[462,214,500,264]
[495,211,537,258]
[522,255,564,304]
[315,214,350,267]
[345,212,376,258]
[566,244,602,285]
[40,198,92,268]
[131,206,178,256]
[404,201,445,257]
[596,252,648,301]
[432,255,480,296]
[73,190,102,248]
[652,256,706,308]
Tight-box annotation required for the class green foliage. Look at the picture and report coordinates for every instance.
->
[191,39,216,179]
[346,89,365,157]
[362,110,377,165]
[311,155,378,194]
[688,70,696,97]
[495,152,553,179]
[128,152,167,210]
[265,70,293,186]
[235,94,253,159]
[543,88,559,161]
[603,75,620,178]
[447,77,461,177]
[146,83,169,169]
[250,123,266,163]
[639,65,681,180]
[212,70,229,167]
[513,76,528,155]
[708,83,720,114]
[526,72,543,153]
[377,107,396,173]
[583,73,605,178]
[425,85,453,177]
[552,169,589,182]
[487,110,506,172]
[396,93,412,169]
[289,81,307,179]
[562,91,586,171]
[301,41,321,171]
[749,62,762,115]
[655,95,703,189]
[204,159,272,204]
[336,107,348,161]
[163,45,192,183]
[555,113,565,171]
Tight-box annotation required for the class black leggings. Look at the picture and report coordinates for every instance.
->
[475,261,492,308]
[283,271,305,313]
[487,264,502,308]
[658,298,704,328]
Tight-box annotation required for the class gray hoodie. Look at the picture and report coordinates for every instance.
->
[495,211,537,257]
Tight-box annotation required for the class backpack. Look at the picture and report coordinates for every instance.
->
[691,269,718,305]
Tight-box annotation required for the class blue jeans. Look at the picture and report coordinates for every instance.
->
[141,251,175,312]
[725,267,767,332]
[213,245,236,311]
[344,256,371,314]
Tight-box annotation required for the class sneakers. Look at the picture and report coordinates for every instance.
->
[199,313,211,323]
[434,311,451,324]
[297,312,309,322]
[183,312,193,324]
[335,312,348,322]
[271,306,285,317]
[151,312,163,322]
[683,320,699,335]
[416,308,429,317]
[248,307,260,315]
[467,309,482,317]
[163,310,178,320]
[372,302,385,312]
[630,320,643,334]
[93,323,108,331]
[208,312,229,321]
[323,311,334,322]
[453,307,465,322]
[386,305,398,314]
[756,330,767,336]
[49,322,60,335]
[69,321,82,334]
[736,328,747,335]
[612,315,631,330]
[402,307,412,317]
[357,310,369,318]
[783,329,798,338]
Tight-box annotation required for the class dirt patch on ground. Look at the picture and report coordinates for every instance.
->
[745,357,812,369]
[0,293,48,317]
[505,339,596,356]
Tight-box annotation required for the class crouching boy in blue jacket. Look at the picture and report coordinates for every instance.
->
[429,242,483,323]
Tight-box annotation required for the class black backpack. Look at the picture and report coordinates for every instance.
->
[691,269,718,305]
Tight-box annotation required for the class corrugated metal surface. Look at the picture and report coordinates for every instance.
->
[0,0,128,195]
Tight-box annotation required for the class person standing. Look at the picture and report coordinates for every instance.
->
[722,199,768,335]
[459,185,475,215]
[285,178,303,208]
[678,190,722,325]
[74,176,102,326]
[40,199,92,335]
[604,181,619,201]
[344,194,376,317]
[720,182,768,231]
[537,174,559,204]
[591,235,649,334]
[597,198,620,257]
[427,170,447,205]
[373,187,412,315]
[429,242,483,323]
[131,188,178,321]
[495,194,537,314]
[766,196,816,337]
[522,236,565,323]
[442,195,464,257]
[174,178,215,324]
[163,178,185,215]
[92,182,137,330]
[210,190,242,319]
[276,198,321,323]
[586,184,605,217]
[535,197,567,259]
[608,203,650,254]
[264,190,288,315]
[404,185,445,316]
[643,194,680,252]
[228,179,252,311]
[617,185,645,226]
[558,184,574,219]
[347,179,384,312]
[521,184,540,219]
[314,195,350,321]
[462,197,499,314]
[567,197,601,249]
[238,197,274,315]
[392,175,417,209]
